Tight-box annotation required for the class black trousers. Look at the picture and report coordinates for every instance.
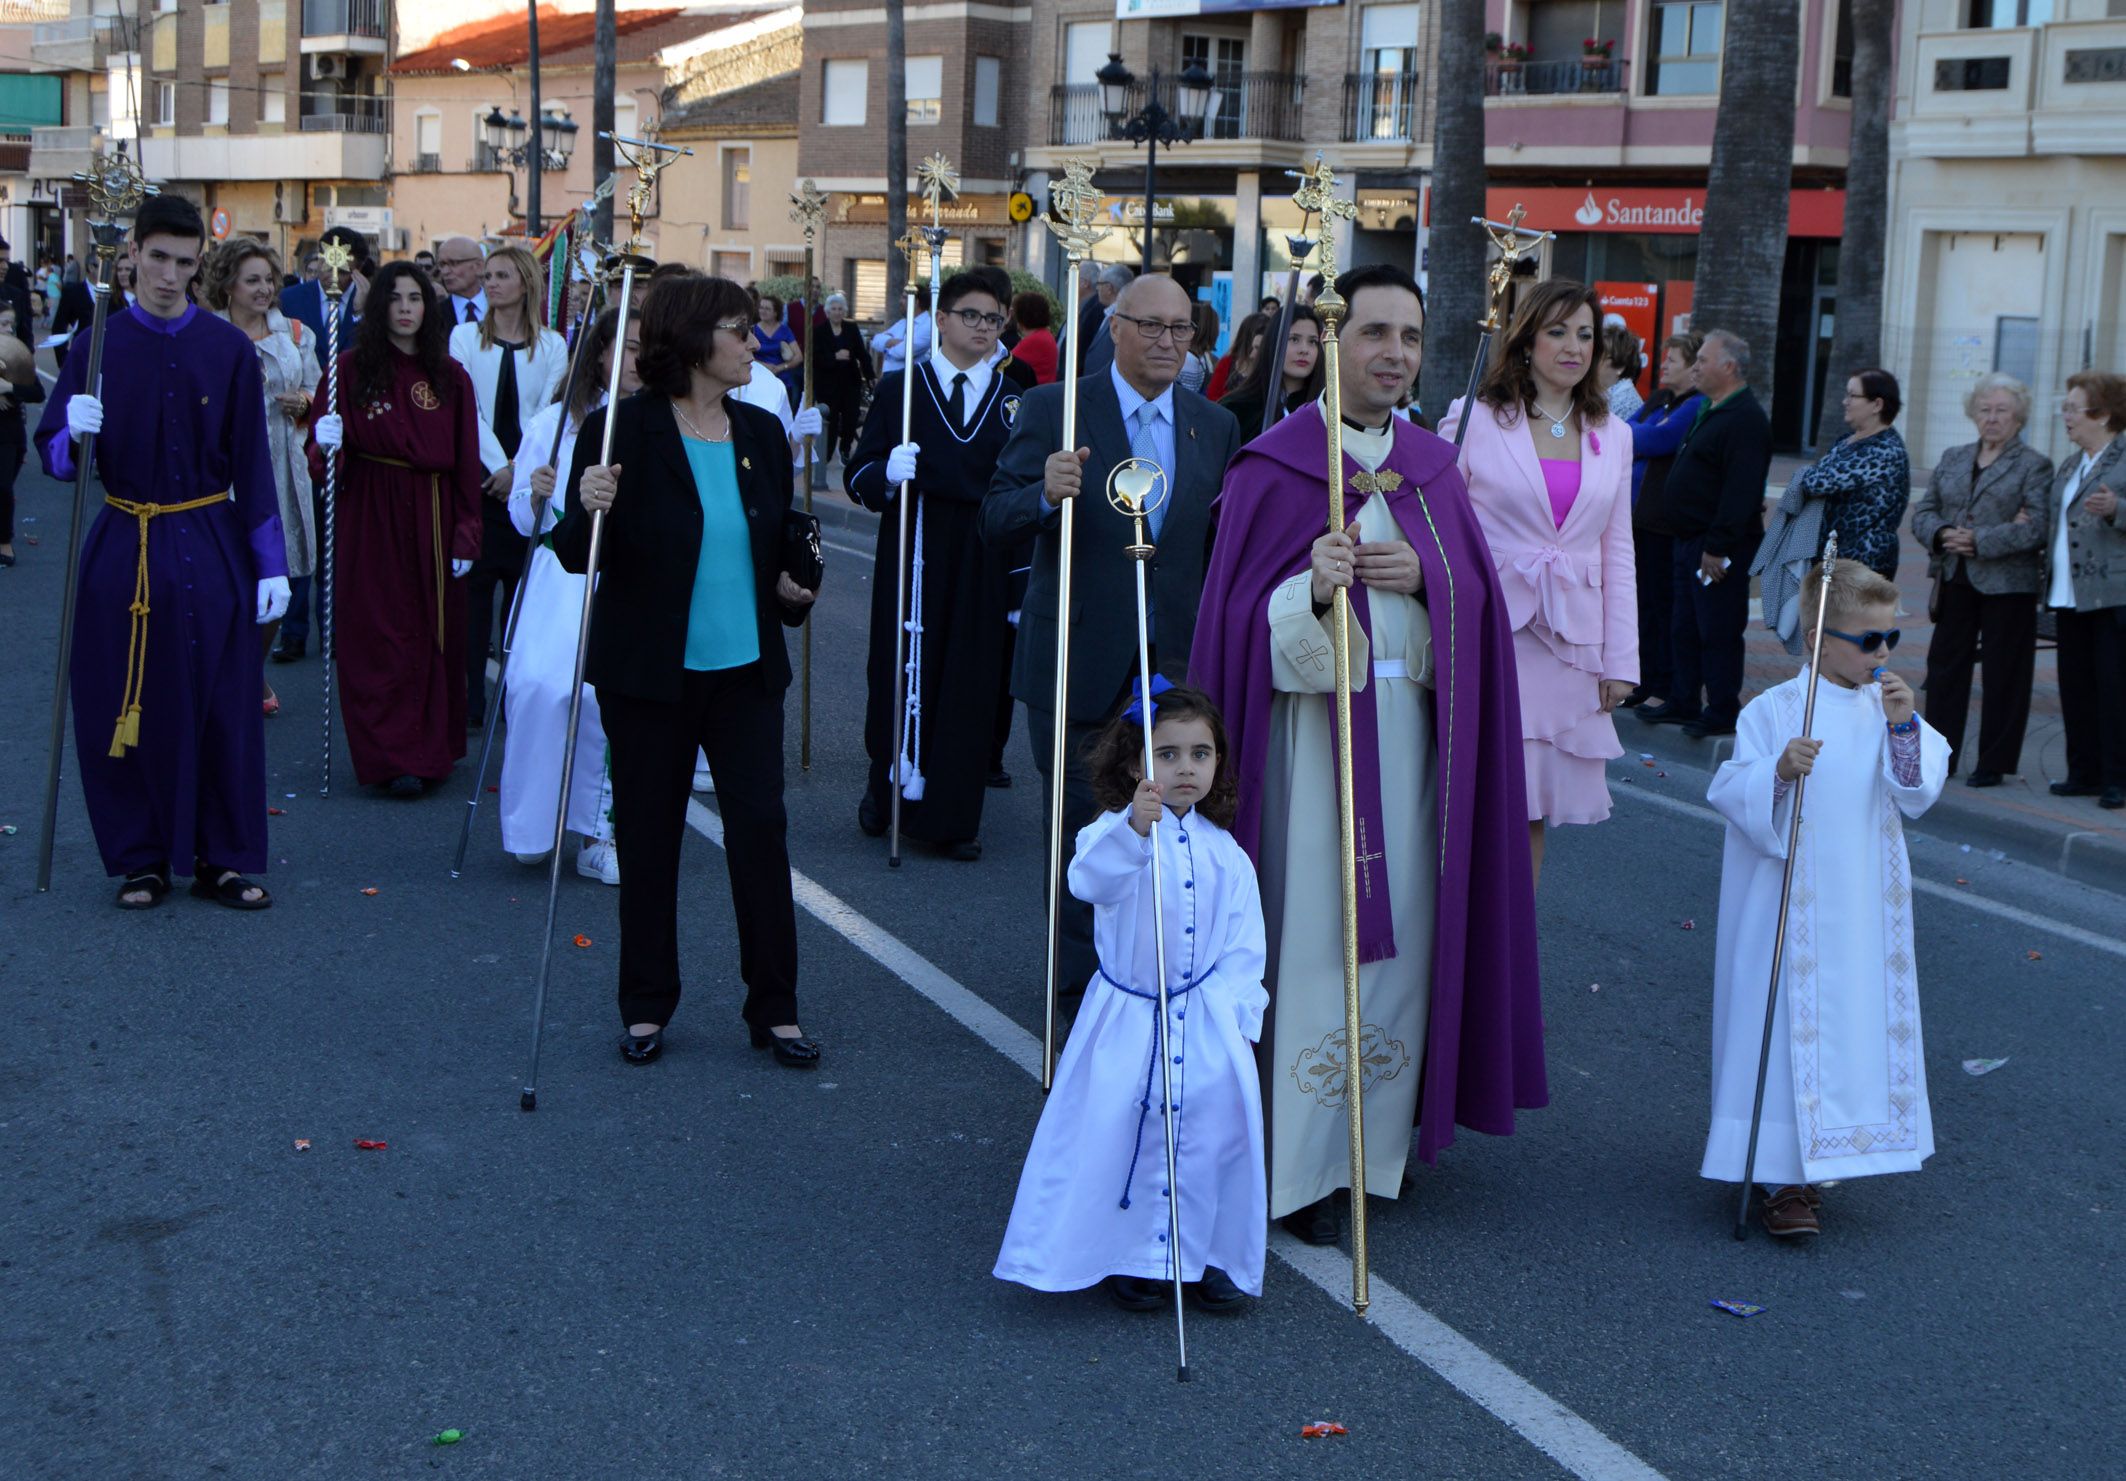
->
[2055,605,2126,789]
[1634,526,1674,699]
[463,499,524,721]
[1025,700,1105,1023]
[822,383,864,461]
[0,436,22,544]
[1922,572,2038,777]
[600,665,799,1031]
[1668,537,1752,727]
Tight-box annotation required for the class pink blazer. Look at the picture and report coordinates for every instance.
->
[1443,396,1639,687]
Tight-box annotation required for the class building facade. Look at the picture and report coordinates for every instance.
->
[657,68,804,284]
[1886,0,2126,469]
[1481,0,1857,449]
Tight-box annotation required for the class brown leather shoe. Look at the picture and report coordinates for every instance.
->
[1761,1185,1821,1237]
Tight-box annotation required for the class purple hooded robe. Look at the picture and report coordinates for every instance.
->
[1189,403,1546,1163]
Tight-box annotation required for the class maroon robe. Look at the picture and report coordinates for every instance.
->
[313,349,485,784]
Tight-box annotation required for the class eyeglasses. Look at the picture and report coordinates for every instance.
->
[1823,627,1901,654]
[1113,312,1196,345]
[714,318,752,337]
[946,308,1006,331]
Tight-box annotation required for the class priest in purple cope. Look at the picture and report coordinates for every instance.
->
[37,194,287,910]
[1189,264,1546,1248]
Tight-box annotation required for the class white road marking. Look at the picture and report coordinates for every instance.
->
[682,799,1673,1481]
[1611,782,2126,961]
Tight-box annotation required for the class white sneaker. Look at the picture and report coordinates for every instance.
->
[513,849,551,866]
[576,839,620,886]
[692,765,714,794]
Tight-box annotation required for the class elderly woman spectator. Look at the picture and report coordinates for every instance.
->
[1598,326,1644,422]
[1798,368,1912,577]
[1622,332,1705,709]
[2040,370,2126,810]
[204,240,320,717]
[811,292,873,465]
[1910,373,2053,786]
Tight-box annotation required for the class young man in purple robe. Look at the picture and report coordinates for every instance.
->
[1190,264,1546,1245]
[38,193,287,910]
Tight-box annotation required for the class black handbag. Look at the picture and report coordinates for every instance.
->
[783,509,824,593]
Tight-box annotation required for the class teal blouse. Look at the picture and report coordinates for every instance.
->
[678,436,760,672]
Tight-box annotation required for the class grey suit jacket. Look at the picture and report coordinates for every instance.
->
[982,369,1242,721]
[2039,433,2126,612]
[1909,436,2053,595]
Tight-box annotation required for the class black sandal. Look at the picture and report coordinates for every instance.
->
[115,868,172,910]
[189,864,273,910]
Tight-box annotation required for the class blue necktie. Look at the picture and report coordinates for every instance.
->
[1131,404,1168,539]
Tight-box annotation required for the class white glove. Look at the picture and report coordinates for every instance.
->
[314,414,343,451]
[66,394,102,439]
[886,441,921,486]
[256,575,291,625]
[792,405,824,441]
[451,558,473,579]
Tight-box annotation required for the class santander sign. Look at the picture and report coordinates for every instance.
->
[1489,186,1843,237]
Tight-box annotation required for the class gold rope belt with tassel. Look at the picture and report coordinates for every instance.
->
[355,452,448,653]
[103,491,234,758]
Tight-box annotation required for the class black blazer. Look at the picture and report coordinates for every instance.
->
[982,369,1242,721]
[552,392,805,704]
[1660,385,1772,563]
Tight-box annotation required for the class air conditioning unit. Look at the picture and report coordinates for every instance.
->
[308,54,345,82]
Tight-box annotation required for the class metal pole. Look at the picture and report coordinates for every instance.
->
[887,267,917,868]
[1735,538,1841,1238]
[1140,101,1160,278]
[317,248,349,797]
[798,244,816,771]
[526,0,543,237]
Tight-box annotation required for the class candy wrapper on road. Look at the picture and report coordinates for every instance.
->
[1709,1299,1766,1319]
[1300,1422,1348,1439]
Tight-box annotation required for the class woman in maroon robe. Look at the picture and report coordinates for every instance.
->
[312,262,485,792]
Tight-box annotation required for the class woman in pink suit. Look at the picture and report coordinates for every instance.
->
[1445,279,1638,882]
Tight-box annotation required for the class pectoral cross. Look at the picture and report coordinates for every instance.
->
[1295,637,1333,675]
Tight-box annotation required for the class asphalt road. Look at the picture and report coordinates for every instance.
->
[3,460,2122,1480]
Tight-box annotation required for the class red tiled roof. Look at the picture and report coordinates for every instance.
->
[392,7,779,74]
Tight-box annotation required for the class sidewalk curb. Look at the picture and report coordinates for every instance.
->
[1687,732,2126,898]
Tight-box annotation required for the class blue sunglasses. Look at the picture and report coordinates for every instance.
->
[1824,627,1901,654]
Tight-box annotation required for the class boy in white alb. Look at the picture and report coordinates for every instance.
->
[1703,560,1949,1237]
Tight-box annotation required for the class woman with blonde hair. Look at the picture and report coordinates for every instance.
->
[450,243,566,728]
[205,238,321,717]
[1444,277,1638,882]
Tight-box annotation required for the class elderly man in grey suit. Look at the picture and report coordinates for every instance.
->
[984,273,1242,1008]
[1078,263,1135,378]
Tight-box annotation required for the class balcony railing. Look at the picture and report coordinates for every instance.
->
[300,99,389,134]
[1485,57,1631,97]
[412,152,441,172]
[0,133,30,174]
[302,0,386,40]
[1048,72,1306,147]
[1342,72,1425,142]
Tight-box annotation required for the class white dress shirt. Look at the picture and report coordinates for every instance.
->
[930,340,994,415]
[873,311,932,375]
[2050,446,2103,608]
[449,289,489,327]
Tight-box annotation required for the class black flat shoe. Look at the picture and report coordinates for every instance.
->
[620,1029,663,1065]
[1682,719,1737,740]
[2102,788,2125,810]
[938,838,982,861]
[270,639,306,663]
[2051,780,2101,797]
[1279,1196,1340,1246]
[749,1025,821,1067]
[856,792,886,837]
[1965,770,2004,789]
[1637,702,1700,727]
[387,774,424,798]
[986,768,1012,789]
[1105,1275,1168,1312]
[1189,1266,1250,1312]
[1619,687,1651,709]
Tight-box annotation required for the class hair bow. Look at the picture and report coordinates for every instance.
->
[1122,674,1174,729]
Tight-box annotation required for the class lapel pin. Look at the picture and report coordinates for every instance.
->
[741,456,753,470]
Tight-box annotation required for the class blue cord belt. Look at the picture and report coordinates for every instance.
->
[1096,964,1209,1209]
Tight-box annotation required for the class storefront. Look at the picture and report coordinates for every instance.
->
[1488,184,1848,450]
[826,191,1015,322]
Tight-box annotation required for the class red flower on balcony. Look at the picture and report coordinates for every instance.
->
[1582,37,1615,58]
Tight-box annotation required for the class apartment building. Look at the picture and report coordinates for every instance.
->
[1886,0,2126,468]
[659,68,804,284]
[1482,0,1856,448]
[387,4,799,256]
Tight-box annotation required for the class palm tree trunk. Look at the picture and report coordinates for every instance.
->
[1813,0,1893,447]
[1690,0,1800,383]
[593,0,616,245]
[885,0,909,311]
[1418,0,1489,422]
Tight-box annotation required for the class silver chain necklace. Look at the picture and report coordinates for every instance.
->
[671,399,729,443]
[1532,396,1574,440]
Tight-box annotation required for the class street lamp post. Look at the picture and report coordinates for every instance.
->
[483,105,580,238]
[1095,53,1213,276]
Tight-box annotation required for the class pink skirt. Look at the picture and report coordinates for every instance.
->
[1512,627,1621,826]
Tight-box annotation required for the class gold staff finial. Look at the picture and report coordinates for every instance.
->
[917,153,959,219]
[1043,158,1112,261]
[319,238,355,298]
[602,130,694,264]
[789,178,829,241]
[895,229,927,277]
[1293,155,1358,324]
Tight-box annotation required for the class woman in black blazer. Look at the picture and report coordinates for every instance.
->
[555,273,821,1067]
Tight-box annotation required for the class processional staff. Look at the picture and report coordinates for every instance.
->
[35,149,156,892]
[789,178,829,772]
[1256,179,1321,438]
[1449,207,1553,449]
[519,132,693,1113]
[453,182,616,876]
[1736,536,1840,1239]
[1035,158,1112,1092]
[1104,457,1191,1382]
[1290,154,1373,1317]
[313,233,358,797]
[886,152,959,867]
